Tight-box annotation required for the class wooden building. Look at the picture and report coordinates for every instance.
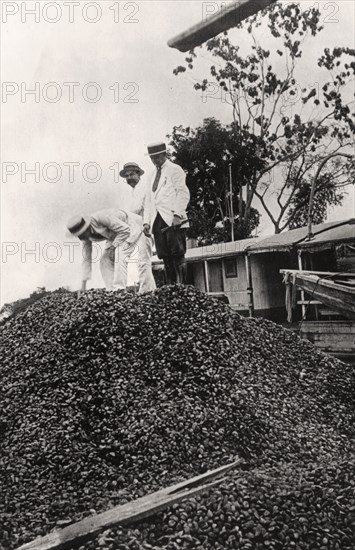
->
[152,218,355,358]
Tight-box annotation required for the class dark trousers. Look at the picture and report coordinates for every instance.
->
[153,213,187,284]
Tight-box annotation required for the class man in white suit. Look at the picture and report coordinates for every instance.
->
[143,142,190,284]
[118,161,156,292]
[67,209,149,293]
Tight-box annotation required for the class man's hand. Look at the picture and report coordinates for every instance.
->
[120,241,131,252]
[172,215,182,230]
[143,223,151,237]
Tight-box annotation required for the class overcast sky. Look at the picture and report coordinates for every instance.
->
[1,0,354,305]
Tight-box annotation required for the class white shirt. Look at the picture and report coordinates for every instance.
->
[81,209,142,281]
[117,179,148,218]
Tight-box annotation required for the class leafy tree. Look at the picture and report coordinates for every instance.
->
[169,117,260,245]
[286,173,344,229]
[286,154,355,229]
[174,2,354,233]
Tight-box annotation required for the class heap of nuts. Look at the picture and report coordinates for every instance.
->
[0,285,354,549]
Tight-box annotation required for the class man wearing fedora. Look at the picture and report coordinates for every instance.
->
[118,161,156,292]
[143,142,190,284]
[67,208,152,293]
[118,162,147,217]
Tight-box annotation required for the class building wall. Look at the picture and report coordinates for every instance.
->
[208,260,224,292]
[192,263,206,292]
[185,245,353,331]
[222,256,249,309]
[191,257,249,308]
[250,252,290,311]
[190,252,290,318]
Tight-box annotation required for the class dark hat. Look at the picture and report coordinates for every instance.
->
[119,162,145,178]
[146,142,167,156]
[67,215,90,237]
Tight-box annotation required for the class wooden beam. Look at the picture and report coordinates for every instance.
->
[16,460,241,550]
[168,0,276,52]
[204,260,210,293]
[280,269,355,320]
[297,252,306,319]
[245,253,254,317]
[280,270,355,278]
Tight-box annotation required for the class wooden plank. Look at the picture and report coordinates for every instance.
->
[318,309,342,317]
[280,270,355,278]
[312,343,355,354]
[300,321,355,334]
[301,337,355,353]
[296,300,323,305]
[280,270,355,320]
[296,275,355,320]
[209,290,248,295]
[168,0,276,52]
[336,279,355,287]
[16,460,241,550]
[300,320,355,354]
[308,333,353,343]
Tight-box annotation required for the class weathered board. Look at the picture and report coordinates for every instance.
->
[281,270,355,320]
[168,0,276,52]
[300,320,355,356]
[16,460,241,550]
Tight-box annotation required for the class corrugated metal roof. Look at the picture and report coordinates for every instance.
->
[185,236,262,262]
[151,219,355,265]
[298,221,355,249]
[151,237,261,266]
[246,219,355,253]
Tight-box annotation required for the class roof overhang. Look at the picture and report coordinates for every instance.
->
[298,237,355,253]
[245,245,293,254]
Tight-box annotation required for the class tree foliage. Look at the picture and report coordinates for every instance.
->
[169,118,260,245]
[174,2,355,233]
[286,173,345,230]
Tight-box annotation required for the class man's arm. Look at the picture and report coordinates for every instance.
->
[143,182,152,227]
[171,165,190,218]
[81,240,92,289]
[94,209,143,248]
[93,210,131,247]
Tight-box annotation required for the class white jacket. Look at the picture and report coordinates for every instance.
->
[144,159,190,227]
[81,209,142,281]
[116,179,148,218]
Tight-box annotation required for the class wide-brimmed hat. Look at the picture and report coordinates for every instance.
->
[119,162,145,178]
[146,142,167,156]
[67,215,91,237]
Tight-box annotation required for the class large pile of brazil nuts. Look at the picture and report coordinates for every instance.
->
[0,285,354,550]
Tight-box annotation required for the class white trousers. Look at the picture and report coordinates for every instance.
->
[100,234,156,293]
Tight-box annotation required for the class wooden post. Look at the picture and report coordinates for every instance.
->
[204,260,210,293]
[309,254,319,321]
[229,163,235,242]
[245,253,254,317]
[298,251,306,319]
